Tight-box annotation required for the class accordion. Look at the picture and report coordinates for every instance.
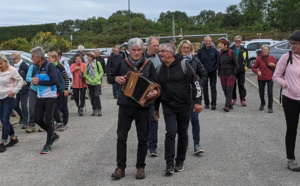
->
[122,71,160,107]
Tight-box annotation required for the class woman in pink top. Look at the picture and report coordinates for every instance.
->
[70,54,87,116]
[0,54,23,153]
[273,30,300,171]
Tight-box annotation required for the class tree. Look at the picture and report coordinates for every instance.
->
[192,10,216,26]
[221,5,241,27]
[57,20,75,35]
[239,0,268,26]
[157,11,192,32]
[31,32,71,52]
[0,38,32,52]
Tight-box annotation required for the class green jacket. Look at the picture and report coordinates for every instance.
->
[84,61,104,86]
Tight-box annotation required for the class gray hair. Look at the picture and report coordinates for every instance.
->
[176,40,194,55]
[204,35,211,41]
[146,36,159,46]
[235,35,243,40]
[128,38,144,49]
[78,45,84,52]
[261,44,270,50]
[30,46,46,60]
[0,54,8,63]
[159,43,175,54]
[10,51,21,60]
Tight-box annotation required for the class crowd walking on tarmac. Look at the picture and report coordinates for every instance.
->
[1,31,300,180]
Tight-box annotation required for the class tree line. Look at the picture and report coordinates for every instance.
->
[1,0,299,51]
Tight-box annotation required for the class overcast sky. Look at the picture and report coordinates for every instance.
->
[1,0,239,26]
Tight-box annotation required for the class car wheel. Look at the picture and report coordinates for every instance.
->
[249,58,256,68]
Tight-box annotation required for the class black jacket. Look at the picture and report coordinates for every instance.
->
[107,56,158,109]
[106,53,123,75]
[187,55,208,87]
[229,45,249,72]
[95,56,106,74]
[17,62,30,95]
[218,49,239,76]
[197,46,219,72]
[155,54,202,112]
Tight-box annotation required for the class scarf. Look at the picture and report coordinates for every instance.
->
[88,60,96,79]
[183,53,193,62]
[13,59,23,69]
[129,56,143,67]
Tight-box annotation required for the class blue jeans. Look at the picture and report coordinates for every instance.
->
[1,97,16,142]
[148,104,158,151]
[163,105,190,166]
[258,80,273,109]
[190,102,200,145]
[112,83,120,98]
[14,92,29,125]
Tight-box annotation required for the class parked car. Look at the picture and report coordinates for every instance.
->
[256,40,290,61]
[0,51,33,66]
[243,39,280,67]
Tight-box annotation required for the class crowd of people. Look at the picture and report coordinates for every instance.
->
[1,31,300,178]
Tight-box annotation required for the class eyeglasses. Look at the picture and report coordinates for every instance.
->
[235,40,241,43]
[159,50,171,53]
[181,47,190,50]
[289,42,300,46]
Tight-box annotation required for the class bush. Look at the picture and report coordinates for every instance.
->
[0,38,32,52]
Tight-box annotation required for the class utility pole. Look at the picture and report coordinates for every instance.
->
[128,0,131,39]
[172,14,175,40]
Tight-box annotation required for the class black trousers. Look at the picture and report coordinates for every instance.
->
[232,71,246,101]
[203,69,217,106]
[116,106,149,170]
[34,98,56,145]
[53,91,69,125]
[88,85,101,110]
[258,80,273,109]
[282,96,300,160]
[73,88,86,108]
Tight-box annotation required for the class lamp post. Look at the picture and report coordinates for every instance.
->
[128,0,131,39]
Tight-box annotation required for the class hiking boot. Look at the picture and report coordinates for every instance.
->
[287,159,300,171]
[174,162,184,172]
[164,164,174,176]
[259,104,265,110]
[50,133,60,146]
[40,145,51,154]
[211,105,216,110]
[111,168,125,179]
[79,108,84,116]
[194,144,204,154]
[241,99,247,106]
[232,99,237,105]
[204,105,209,109]
[0,143,6,153]
[97,109,102,117]
[223,106,230,112]
[149,149,158,157]
[38,128,45,132]
[22,125,29,129]
[92,109,97,116]
[26,126,36,133]
[268,108,273,113]
[136,168,145,179]
[6,137,19,148]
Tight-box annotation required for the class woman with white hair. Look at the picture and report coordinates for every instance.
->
[0,54,23,153]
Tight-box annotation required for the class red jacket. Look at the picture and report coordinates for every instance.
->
[70,63,87,88]
[252,55,277,81]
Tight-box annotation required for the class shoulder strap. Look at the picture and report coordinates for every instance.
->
[228,49,232,61]
[124,58,149,73]
[181,59,187,74]
[280,51,293,104]
[96,61,101,74]
[261,56,274,72]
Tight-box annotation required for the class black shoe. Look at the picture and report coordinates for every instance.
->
[6,137,19,148]
[259,104,265,110]
[11,110,16,117]
[211,105,216,110]
[0,143,6,153]
[174,162,184,172]
[164,164,174,176]
[205,105,209,109]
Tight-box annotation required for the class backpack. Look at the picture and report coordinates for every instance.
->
[44,62,65,92]
[279,51,293,104]
[86,61,102,75]
[156,59,187,76]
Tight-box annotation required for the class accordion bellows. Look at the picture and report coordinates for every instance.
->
[122,71,160,107]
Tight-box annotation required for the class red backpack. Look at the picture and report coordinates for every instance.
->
[219,49,233,60]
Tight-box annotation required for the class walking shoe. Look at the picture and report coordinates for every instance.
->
[259,104,265,110]
[54,123,61,131]
[38,128,45,132]
[11,110,16,117]
[58,125,68,132]
[174,162,184,172]
[97,109,102,117]
[50,133,60,146]
[241,99,247,106]
[6,137,19,148]
[136,168,145,179]
[111,168,125,179]
[40,145,51,154]
[204,105,209,109]
[194,144,204,154]
[149,149,158,157]
[232,99,237,105]
[79,108,84,116]
[92,109,97,116]
[287,159,300,171]
[18,118,23,124]
[26,126,36,133]
[268,108,273,113]
[164,164,174,176]
[223,106,230,112]
[211,105,216,110]
[22,125,29,129]
[0,143,6,153]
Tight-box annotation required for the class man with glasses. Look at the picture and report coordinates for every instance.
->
[229,35,249,106]
[107,38,159,180]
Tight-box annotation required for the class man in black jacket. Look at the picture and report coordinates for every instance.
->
[154,43,202,176]
[229,35,249,106]
[107,38,159,180]
[197,36,219,110]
